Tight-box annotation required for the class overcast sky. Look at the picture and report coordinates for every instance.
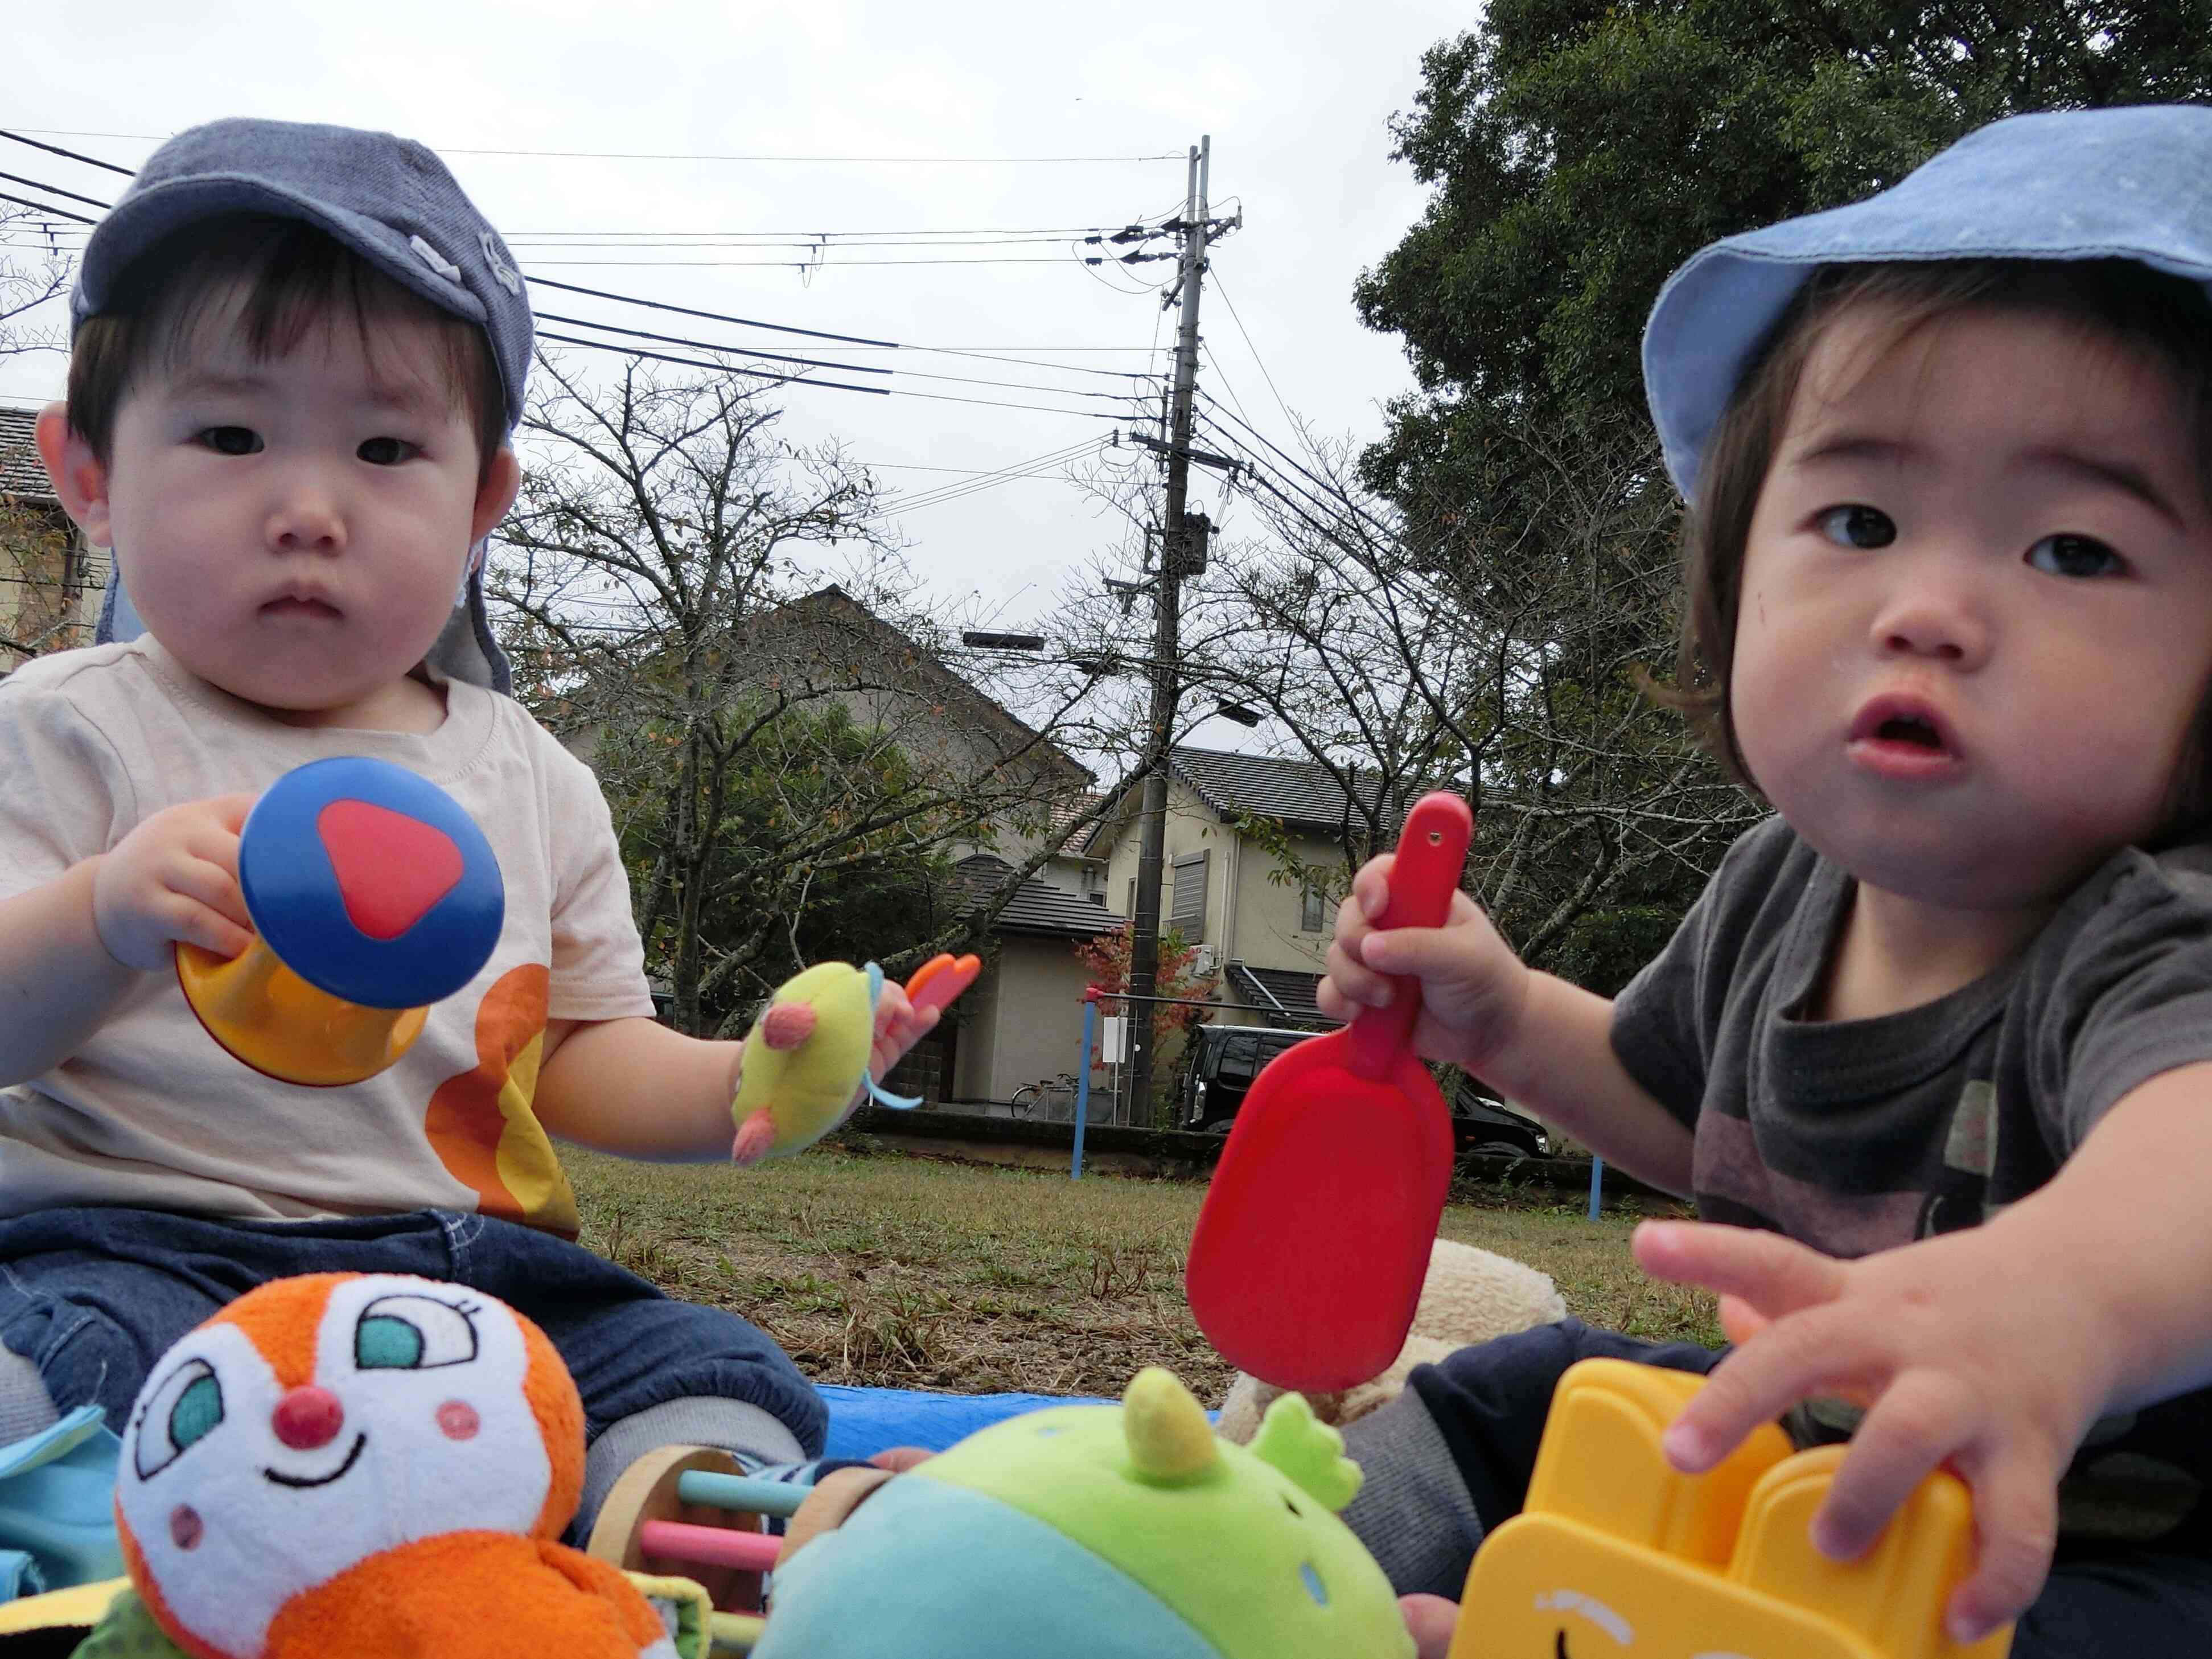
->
[4,1,1469,746]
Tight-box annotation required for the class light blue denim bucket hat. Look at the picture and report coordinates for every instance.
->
[76,118,529,693]
[1643,104,2212,506]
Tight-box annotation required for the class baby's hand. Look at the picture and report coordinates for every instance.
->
[867,980,939,1083]
[1400,1593,1459,1658]
[1317,853,1531,1071]
[91,794,257,972]
[1633,1219,2111,1645]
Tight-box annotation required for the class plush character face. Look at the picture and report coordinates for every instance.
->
[114,1273,581,1659]
[756,1369,1413,1659]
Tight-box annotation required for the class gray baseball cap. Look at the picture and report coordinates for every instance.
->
[1643,104,2212,506]
[79,117,530,693]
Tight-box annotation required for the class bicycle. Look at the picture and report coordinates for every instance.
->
[1009,1071,1080,1119]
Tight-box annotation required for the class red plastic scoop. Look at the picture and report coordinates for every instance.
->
[1185,792,1472,1392]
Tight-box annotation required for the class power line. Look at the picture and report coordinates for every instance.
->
[526,276,898,347]
[0,131,135,178]
[3,128,1182,166]
[541,330,1139,421]
[0,153,1169,410]
[534,330,889,394]
[537,310,1151,401]
[860,436,1109,520]
[502,220,1169,237]
[0,191,95,226]
[0,170,108,211]
[1208,272,1300,435]
[532,310,890,376]
[501,233,1161,251]
[522,255,1104,268]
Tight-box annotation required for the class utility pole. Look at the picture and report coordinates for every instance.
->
[1124,136,1212,1125]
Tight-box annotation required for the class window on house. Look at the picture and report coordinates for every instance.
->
[1171,851,1210,940]
[1301,884,1327,933]
[1125,877,1135,919]
[1088,891,1105,906]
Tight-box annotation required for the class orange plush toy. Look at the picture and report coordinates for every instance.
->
[98,1273,694,1659]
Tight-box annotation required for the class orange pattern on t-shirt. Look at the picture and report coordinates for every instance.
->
[424,964,580,1236]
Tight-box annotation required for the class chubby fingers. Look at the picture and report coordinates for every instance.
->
[1398,1594,1460,1659]
[1633,1223,1852,1472]
[1634,1221,1850,1324]
[1944,1439,2062,1644]
[867,1446,935,1473]
[875,983,939,1043]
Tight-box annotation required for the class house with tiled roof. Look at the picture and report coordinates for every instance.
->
[0,403,104,671]
[916,852,1123,1103]
[1084,746,1405,1025]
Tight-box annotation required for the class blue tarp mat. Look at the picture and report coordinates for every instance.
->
[817,1385,1109,1460]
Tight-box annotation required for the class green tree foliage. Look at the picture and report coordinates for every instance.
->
[1358,1,2212,450]
[597,695,956,1034]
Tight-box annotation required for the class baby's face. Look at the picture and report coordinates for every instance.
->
[97,293,513,729]
[1730,301,2212,913]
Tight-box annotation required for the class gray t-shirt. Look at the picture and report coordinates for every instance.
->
[1614,813,2212,1550]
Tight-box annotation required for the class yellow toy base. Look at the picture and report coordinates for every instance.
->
[177,938,425,1087]
[0,1575,128,1637]
[1454,1359,2012,1659]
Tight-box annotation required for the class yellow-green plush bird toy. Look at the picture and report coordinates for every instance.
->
[728,958,976,1166]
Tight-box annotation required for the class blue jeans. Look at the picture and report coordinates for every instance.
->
[0,1206,825,1455]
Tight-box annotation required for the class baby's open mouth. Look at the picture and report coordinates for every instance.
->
[1873,715,1943,749]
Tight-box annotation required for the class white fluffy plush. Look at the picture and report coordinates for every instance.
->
[1216,1238,1567,1443]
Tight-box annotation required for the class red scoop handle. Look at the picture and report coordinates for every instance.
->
[1345,794,1473,1079]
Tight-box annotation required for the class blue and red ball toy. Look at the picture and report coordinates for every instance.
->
[175,757,503,1086]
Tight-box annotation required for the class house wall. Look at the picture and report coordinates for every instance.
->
[1098,779,1230,951]
[952,934,1099,1102]
[1229,827,1338,974]
[0,505,100,672]
[1095,788,1348,974]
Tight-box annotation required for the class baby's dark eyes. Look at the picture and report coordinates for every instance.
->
[2027,533,2124,579]
[193,429,418,464]
[1816,504,1896,549]
[198,426,262,457]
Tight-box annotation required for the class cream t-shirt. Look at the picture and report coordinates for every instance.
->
[0,638,655,1234]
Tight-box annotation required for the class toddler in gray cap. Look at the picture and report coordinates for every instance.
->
[0,118,938,1534]
[1325,105,2212,1657]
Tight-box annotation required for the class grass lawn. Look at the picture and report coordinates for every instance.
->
[567,1144,1721,1403]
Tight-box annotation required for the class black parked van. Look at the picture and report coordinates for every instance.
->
[1174,1024,1551,1157]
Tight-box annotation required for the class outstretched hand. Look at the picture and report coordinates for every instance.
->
[867,981,939,1085]
[1632,1218,2115,1644]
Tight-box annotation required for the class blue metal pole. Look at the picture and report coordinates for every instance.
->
[1588,1156,1604,1221]
[1072,998,1096,1181]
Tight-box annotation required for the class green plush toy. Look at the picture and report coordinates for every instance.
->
[729,963,919,1167]
[754,1368,1415,1658]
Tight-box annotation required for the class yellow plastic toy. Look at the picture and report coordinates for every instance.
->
[1453,1358,2013,1659]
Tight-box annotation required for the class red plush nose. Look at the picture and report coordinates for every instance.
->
[272,1385,344,1451]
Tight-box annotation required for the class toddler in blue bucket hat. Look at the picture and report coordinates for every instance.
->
[0,119,940,1539]
[1325,105,2212,1657]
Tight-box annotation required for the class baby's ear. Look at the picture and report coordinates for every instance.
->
[33,403,114,547]
[472,445,521,540]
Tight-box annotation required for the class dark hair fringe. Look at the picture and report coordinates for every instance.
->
[67,213,507,484]
[1649,257,2212,835]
